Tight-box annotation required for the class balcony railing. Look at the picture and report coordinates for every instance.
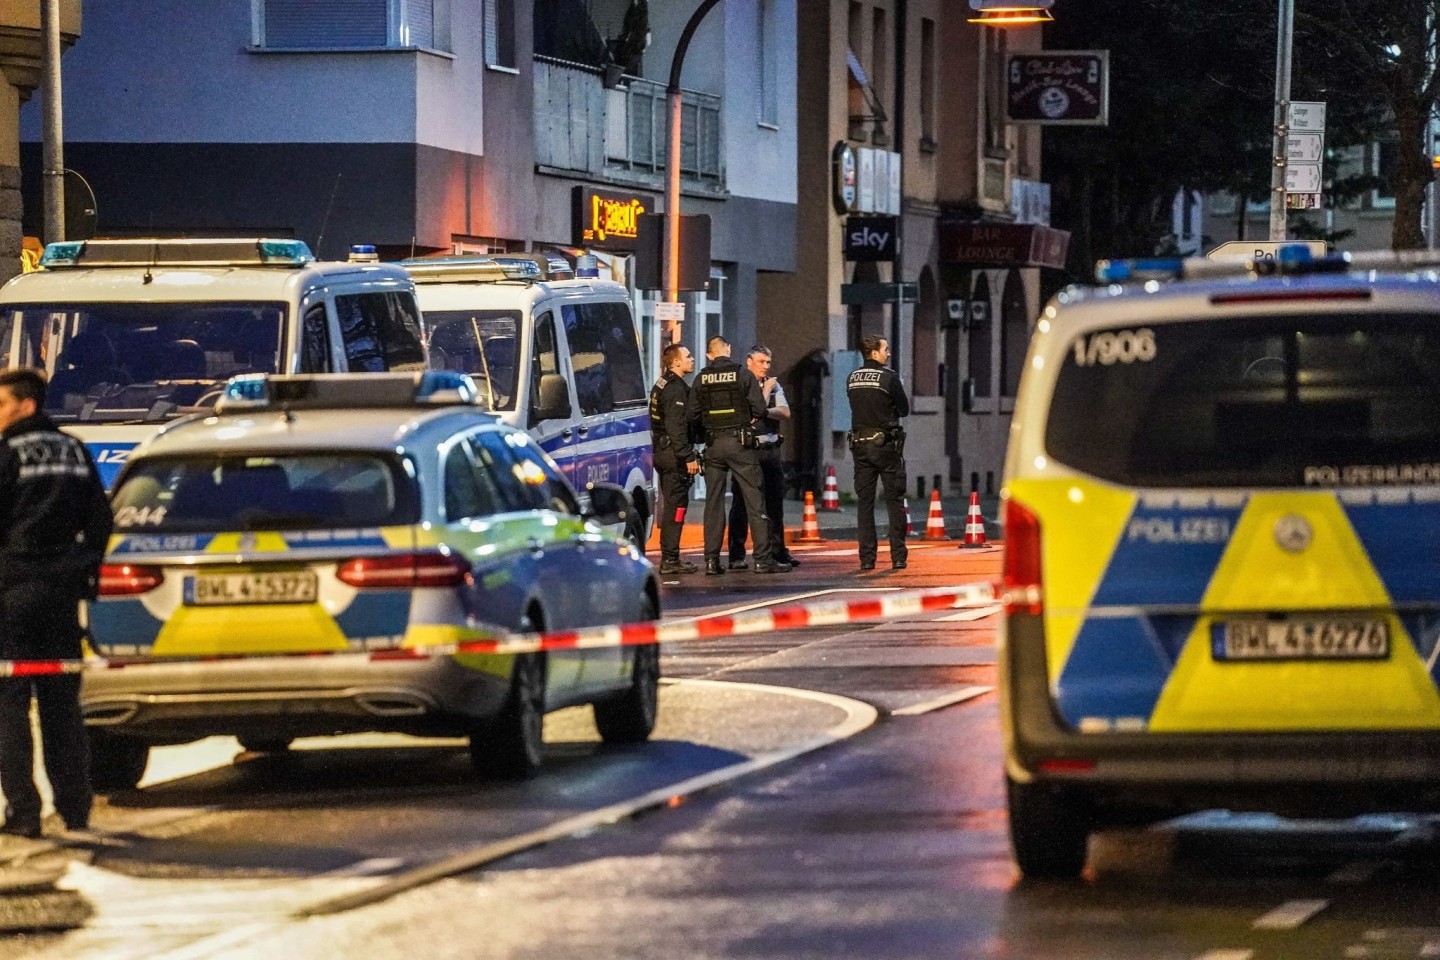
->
[534,56,725,190]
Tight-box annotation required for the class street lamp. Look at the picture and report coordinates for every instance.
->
[967,0,1054,26]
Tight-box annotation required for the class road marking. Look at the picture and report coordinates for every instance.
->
[890,685,994,716]
[1253,899,1328,930]
[1194,951,1253,960]
[937,603,1002,622]
[1328,860,1383,884]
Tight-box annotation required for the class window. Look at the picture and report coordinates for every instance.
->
[443,439,503,521]
[919,18,936,146]
[1371,140,1398,210]
[425,309,521,410]
[336,292,425,373]
[999,270,1029,398]
[757,0,778,126]
[529,310,569,422]
[504,433,581,514]
[299,303,331,373]
[562,302,646,416]
[469,431,533,512]
[484,0,516,68]
[967,277,992,401]
[984,27,1008,154]
[870,6,888,107]
[257,0,450,51]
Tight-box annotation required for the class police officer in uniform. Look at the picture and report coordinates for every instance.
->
[0,368,112,837]
[686,336,788,575]
[727,345,799,569]
[648,343,699,575]
[846,335,910,571]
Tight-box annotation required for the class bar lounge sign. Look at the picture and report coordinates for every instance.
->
[573,186,651,252]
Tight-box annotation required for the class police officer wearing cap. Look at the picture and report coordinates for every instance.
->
[0,368,112,837]
[648,343,700,575]
[847,335,909,571]
[686,336,788,575]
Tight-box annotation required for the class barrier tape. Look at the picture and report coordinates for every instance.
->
[0,581,999,678]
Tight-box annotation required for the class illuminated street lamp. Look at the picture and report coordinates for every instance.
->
[967,0,1055,26]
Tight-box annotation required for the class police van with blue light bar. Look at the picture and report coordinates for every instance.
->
[0,238,425,487]
[85,370,660,788]
[398,253,653,548]
[1002,244,1440,878]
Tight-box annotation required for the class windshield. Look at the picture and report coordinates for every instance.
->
[1046,313,1440,488]
[110,452,419,532]
[422,309,521,411]
[1,301,287,422]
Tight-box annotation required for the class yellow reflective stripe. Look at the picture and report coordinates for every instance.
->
[153,603,349,655]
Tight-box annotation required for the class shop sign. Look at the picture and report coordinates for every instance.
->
[1006,51,1109,126]
[938,222,1071,269]
[843,215,898,262]
[832,142,858,214]
[573,186,651,252]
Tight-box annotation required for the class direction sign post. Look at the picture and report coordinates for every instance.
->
[1284,101,1326,213]
[1206,240,1326,260]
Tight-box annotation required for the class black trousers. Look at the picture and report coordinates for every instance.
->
[853,441,908,566]
[729,445,789,562]
[654,446,692,562]
[702,433,771,565]
[0,579,92,829]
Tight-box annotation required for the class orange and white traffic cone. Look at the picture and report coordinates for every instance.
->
[904,498,914,537]
[961,490,989,548]
[797,490,825,542]
[820,465,841,511]
[923,488,949,540]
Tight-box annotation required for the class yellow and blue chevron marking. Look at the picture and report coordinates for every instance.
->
[1009,478,1440,734]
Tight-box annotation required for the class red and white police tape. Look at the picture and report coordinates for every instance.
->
[0,581,999,677]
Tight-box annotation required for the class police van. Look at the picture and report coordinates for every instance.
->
[400,255,653,546]
[1002,247,1440,878]
[0,238,425,487]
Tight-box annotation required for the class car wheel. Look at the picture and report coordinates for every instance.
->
[623,510,647,557]
[469,651,547,779]
[593,627,660,744]
[1006,774,1091,880]
[88,731,150,793]
[237,736,294,754]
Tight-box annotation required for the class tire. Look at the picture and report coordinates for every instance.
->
[469,651,547,779]
[88,731,150,793]
[1006,774,1091,880]
[237,736,294,754]
[623,502,647,557]
[593,637,660,744]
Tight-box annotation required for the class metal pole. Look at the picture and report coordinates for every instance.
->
[41,0,65,244]
[891,0,906,365]
[1268,0,1294,241]
[664,0,723,338]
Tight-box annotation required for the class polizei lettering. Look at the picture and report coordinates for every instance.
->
[848,369,885,388]
[1125,516,1232,545]
[701,371,738,384]
[8,433,92,479]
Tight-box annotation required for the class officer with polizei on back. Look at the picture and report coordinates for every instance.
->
[649,342,700,575]
[847,335,909,571]
[686,335,789,575]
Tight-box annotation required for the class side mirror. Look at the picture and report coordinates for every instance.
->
[531,373,571,424]
[584,481,630,526]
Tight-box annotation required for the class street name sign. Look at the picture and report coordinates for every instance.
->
[1285,163,1322,193]
[1206,240,1327,260]
[1285,101,1325,209]
[1286,132,1323,163]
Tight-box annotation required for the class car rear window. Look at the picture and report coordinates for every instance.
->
[110,453,420,531]
[1046,312,1440,488]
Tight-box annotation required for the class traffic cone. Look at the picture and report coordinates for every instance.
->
[924,488,949,540]
[820,465,841,511]
[961,490,989,548]
[904,498,914,537]
[797,490,825,542]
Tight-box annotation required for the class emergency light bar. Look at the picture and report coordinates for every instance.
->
[39,238,315,269]
[1094,245,1440,286]
[401,254,576,283]
[215,372,486,413]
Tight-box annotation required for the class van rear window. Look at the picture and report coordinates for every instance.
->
[1045,314,1440,488]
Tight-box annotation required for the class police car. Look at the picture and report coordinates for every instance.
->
[85,372,660,790]
[1001,247,1440,878]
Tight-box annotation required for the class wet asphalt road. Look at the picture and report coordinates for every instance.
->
[3,538,1440,959]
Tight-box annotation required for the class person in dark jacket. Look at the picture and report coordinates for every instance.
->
[0,368,113,837]
[727,345,799,569]
[648,343,700,575]
[846,335,910,571]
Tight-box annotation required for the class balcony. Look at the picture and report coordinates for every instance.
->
[534,56,725,193]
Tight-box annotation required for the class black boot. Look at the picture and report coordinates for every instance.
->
[704,558,725,576]
[659,558,699,575]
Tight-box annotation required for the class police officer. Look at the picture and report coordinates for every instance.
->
[0,368,112,837]
[727,345,799,569]
[649,343,700,575]
[847,335,910,571]
[686,336,788,575]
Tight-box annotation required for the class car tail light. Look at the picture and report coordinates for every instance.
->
[1002,498,1043,615]
[335,552,471,589]
[1038,757,1095,774]
[98,563,164,597]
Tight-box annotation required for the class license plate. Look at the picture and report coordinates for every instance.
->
[186,571,319,606]
[1212,615,1390,661]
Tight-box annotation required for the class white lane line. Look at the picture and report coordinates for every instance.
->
[1327,860,1383,885]
[890,685,994,716]
[292,678,878,919]
[1253,899,1329,930]
[937,603,1003,622]
[1194,951,1253,960]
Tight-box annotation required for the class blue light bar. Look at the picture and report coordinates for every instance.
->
[219,374,271,409]
[257,240,316,265]
[348,244,380,263]
[214,372,486,413]
[39,241,86,267]
[415,371,480,404]
[1094,258,1185,284]
[1276,242,1313,265]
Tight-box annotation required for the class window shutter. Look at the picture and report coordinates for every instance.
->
[402,0,434,48]
[484,0,499,64]
[264,0,388,49]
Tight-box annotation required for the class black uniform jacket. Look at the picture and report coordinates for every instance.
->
[846,358,911,430]
[649,373,697,464]
[0,413,113,589]
[685,356,767,433]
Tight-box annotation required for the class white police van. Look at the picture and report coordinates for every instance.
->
[401,255,653,545]
[0,238,425,487]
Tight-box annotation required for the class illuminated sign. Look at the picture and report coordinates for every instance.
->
[572,186,651,252]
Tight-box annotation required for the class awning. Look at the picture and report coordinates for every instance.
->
[937,222,1071,269]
